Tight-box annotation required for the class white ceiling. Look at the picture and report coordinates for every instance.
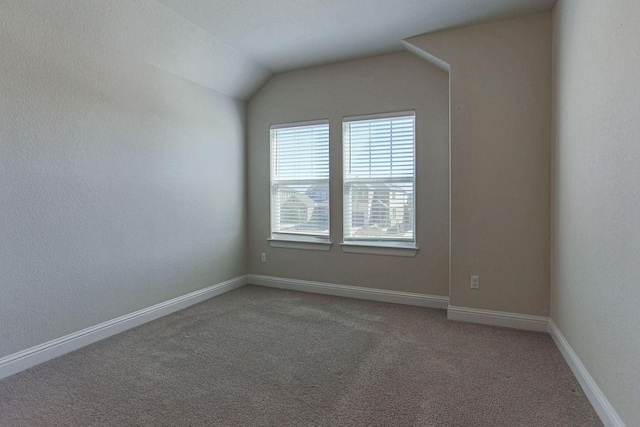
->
[1,0,271,100]
[3,0,555,99]
[157,0,556,72]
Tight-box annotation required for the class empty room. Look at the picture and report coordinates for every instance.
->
[1,0,638,426]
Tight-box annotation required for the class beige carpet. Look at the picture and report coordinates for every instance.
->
[0,285,601,426]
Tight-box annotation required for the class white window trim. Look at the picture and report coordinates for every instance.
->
[269,119,331,247]
[268,239,332,251]
[342,110,416,122]
[339,242,418,257]
[270,119,329,130]
[342,111,417,250]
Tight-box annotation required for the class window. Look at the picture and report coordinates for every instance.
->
[343,112,416,248]
[270,121,330,244]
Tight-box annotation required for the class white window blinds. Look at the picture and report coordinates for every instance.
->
[270,121,330,240]
[343,112,415,244]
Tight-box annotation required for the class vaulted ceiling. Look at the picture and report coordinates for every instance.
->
[158,0,555,72]
[2,0,555,99]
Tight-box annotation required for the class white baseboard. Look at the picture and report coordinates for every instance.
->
[0,275,247,381]
[548,320,625,427]
[247,274,449,309]
[447,305,549,332]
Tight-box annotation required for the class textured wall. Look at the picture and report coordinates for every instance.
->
[551,0,640,424]
[406,13,552,316]
[0,3,247,358]
[247,52,450,295]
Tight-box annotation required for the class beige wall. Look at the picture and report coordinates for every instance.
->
[0,5,247,358]
[551,0,640,424]
[247,52,450,295]
[405,13,552,316]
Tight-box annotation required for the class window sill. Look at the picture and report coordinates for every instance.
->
[339,243,419,257]
[268,239,332,251]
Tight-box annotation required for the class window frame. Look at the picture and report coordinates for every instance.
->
[269,119,332,250]
[341,111,418,257]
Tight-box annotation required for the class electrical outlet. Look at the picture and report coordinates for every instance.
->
[470,275,479,289]
[261,253,267,263]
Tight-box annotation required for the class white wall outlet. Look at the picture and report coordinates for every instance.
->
[470,275,479,289]
[261,253,267,263]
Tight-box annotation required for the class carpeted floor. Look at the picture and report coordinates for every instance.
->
[0,285,601,426]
